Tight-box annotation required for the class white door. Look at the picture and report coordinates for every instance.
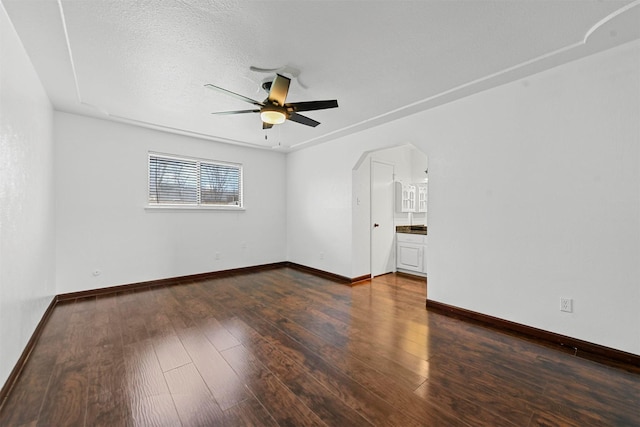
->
[371,161,395,277]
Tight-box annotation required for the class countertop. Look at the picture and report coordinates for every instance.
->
[395,225,427,235]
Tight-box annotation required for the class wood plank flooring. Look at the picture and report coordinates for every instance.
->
[1,267,639,426]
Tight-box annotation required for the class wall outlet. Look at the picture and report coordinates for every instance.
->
[319,252,325,260]
[215,252,221,260]
[560,297,573,313]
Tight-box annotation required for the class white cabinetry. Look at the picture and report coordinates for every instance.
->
[395,182,415,212]
[395,182,427,213]
[416,183,427,213]
[396,233,427,275]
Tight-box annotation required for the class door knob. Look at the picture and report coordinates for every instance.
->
[373,223,379,228]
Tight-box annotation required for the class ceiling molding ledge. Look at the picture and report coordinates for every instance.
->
[56,0,81,104]
[583,0,640,43]
[289,1,640,152]
[106,114,273,150]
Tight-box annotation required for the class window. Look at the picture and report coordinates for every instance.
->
[148,153,243,208]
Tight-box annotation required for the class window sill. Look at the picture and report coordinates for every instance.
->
[145,205,245,212]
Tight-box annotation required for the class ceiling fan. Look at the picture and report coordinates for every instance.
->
[205,74,338,129]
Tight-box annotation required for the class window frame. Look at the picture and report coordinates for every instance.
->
[146,152,244,211]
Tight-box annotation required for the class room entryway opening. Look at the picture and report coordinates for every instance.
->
[352,144,428,279]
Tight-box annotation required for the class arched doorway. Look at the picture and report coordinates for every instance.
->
[352,144,428,278]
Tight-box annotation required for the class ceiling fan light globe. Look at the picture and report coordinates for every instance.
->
[260,110,286,125]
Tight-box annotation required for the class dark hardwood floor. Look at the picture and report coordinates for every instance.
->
[1,267,639,426]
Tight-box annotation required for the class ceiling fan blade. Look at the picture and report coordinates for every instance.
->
[250,65,282,73]
[288,112,320,127]
[210,109,260,115]
[204,84,263,107]
[268,74,290,106]
[263,122,274,130]
[286,100,338,112]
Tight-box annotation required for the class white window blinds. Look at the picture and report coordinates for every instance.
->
[149,153,243,208]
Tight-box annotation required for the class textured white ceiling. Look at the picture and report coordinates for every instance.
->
[3,0,640,151]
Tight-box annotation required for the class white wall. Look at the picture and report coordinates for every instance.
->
[287,40,640,355]
[54,113,287,294]
[352,155,372,279]
[286,141,353,276]
[425,40,639,356]
[0,4,56,386]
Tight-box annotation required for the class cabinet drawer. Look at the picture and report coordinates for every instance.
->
[396,233,425,244]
